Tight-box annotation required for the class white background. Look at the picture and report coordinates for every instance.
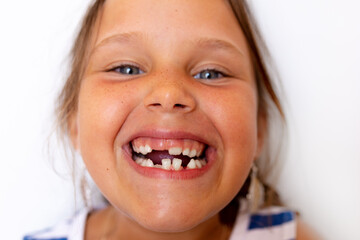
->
[0,0,359,239]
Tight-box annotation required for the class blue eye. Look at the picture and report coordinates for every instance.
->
[111,65,144,75]
[194,69,224,80]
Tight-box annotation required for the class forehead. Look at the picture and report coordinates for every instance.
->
[93,0,250,56]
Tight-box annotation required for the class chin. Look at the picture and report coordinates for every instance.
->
[123,199,217,233]
[134,211,211,233]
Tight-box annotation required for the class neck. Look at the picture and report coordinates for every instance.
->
[85,206,232,240]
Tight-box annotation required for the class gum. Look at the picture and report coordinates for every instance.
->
[132,137,205,153]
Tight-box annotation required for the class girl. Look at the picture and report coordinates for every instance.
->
[25,0,318,239]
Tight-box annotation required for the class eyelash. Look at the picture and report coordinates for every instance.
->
[108,64,144,75]
[108,64,227,80]
[193,69,226,80]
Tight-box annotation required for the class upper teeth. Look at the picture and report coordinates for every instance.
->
[169,147,182,155]
[133,145,203,158]
[138,145,152,155]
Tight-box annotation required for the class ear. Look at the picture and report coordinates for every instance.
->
[255,110,267,158]
[68,112,80,150]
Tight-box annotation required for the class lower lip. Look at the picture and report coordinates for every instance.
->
[122,144,216,180]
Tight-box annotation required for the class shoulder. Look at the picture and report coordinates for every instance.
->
[296,217,323,240]
[23,209,89,240]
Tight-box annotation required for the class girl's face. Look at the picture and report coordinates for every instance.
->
[73,0,261,232]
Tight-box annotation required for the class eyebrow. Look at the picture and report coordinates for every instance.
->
[194,38,245,57]
[90,32,245,58]
[90,31,146,57]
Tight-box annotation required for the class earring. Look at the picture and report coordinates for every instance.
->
[246,164,265,212]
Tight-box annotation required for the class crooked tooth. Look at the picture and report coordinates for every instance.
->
[187,159,196,169]
[139,145,152,155]
[172,158,182,171]
[169,147,182,155]
[144,159,154,167]
[195,160,202,168]
[182,148,190,156]
[140,159,148,167]
[196,150,202,157]
[139,146,145,155]
[154,164,162,168]
[161,159,171,170]
[132,145,140,153]
[189,149,197,158]
[145,145,152,153]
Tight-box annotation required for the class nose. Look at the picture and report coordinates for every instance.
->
[144,75,196,113]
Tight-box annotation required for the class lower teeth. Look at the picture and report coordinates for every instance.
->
[133,156,206,171]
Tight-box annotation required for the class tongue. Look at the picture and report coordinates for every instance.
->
[145,151,191,166]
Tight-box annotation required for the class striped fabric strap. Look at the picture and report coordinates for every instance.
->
[24,237,67,240]
[248,211,294,230]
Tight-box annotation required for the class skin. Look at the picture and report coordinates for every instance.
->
[69,0,316,239]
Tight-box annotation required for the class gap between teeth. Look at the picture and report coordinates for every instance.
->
[134,145,202,158]
[134,156,207,171]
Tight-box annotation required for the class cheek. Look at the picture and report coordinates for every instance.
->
[76,79,139,171]
[225,97,258,152]
[206,84,258,148]
[202,84,258,186]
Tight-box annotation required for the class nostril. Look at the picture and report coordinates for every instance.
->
[151,103,162,107]
[174,103,186,108]
[150,103,186,109]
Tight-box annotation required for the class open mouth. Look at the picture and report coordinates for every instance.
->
[129,137,208,171]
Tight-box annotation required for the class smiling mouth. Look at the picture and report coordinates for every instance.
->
[129,137,208,171]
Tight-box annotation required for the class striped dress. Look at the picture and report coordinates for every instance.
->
[24,205,296,240]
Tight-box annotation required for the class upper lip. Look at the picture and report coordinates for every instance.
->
[123,128,214,148]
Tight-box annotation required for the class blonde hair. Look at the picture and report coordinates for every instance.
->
[56,0,286,227]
